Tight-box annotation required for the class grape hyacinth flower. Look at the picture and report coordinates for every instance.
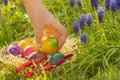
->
[98,7,104,23]
[69,0,74,7]
[110,0,116,13]
[4,0,8,6]
[105,0,110,10]
[73,21,79,34]
[86,13,92,27]
[77,0,82,7]
[90,0,98,9]
[116,0,120,9]
[80,14,85,30]
[80,34,87,43]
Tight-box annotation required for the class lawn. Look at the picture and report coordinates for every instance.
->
[0,0,120,80]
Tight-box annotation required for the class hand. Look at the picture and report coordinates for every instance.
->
[22,0,67,51]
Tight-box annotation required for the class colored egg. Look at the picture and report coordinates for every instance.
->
[18,40,33,50]
[33,53,47,64]
[22,45,38,59]
[41,37,58,55]
[48,52,64,65]
[6,45,22,56]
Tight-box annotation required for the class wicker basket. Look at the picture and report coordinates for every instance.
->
[0,36,77,67]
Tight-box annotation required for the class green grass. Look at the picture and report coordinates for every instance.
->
[0,0,120,80]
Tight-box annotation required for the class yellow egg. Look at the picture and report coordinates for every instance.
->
[30,45,39,51]
[41,37,58,55]
[18,40,33,50]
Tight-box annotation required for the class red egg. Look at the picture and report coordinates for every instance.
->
[22,45,38,59]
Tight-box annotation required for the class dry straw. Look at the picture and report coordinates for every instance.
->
[0,36,77,67]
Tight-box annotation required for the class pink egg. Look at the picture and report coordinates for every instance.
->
[22,45,38,59]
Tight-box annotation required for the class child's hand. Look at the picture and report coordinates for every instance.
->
[22,0,67,51]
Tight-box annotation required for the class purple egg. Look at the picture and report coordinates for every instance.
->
[6,45,22,56]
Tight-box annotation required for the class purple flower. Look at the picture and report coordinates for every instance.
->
[80,14,85,30]
[80,34,87,43]
[6,45,22,56]
[105,0,110,10]
[77,0,82,7]
[116,0,120,9]
[98,7,104,23]
[111,0,116,13]
[4,0,8,6]
[90,0,98,9]
[86,13,92,27]
[69,0,74,7]
[73,21,79,34]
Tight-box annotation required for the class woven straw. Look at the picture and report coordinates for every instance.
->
[0,36,77,67]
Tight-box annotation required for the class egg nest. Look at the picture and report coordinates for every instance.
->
[0,35,77,67]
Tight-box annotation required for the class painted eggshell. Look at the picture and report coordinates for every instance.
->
[22,45,38,58]
[18,40,33,50]
[41,37,58,55]
[6,45,22,56]
[48,52,64,65]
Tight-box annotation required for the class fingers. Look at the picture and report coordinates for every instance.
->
[34,27,43,48]
[50,20,67,50]
[22,0,67,50]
